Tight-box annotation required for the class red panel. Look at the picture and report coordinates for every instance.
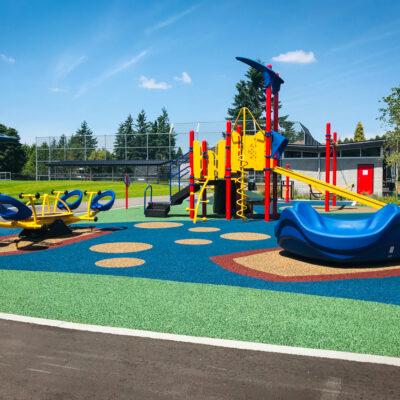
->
[357,164,374,194]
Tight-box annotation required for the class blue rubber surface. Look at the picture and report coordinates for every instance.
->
[0,214,399,306]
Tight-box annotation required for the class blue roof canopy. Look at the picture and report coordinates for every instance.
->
[236,57,284,94]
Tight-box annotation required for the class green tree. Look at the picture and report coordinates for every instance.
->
[0,123,26,173]
[378,86,400,193]
[353,122,366,142]
[22,143,36,177]
[113,114,136,160]
[228,64,265,121]
[69,121,97,160]
[133,110,149,159]
[150,108,174,160]
[227,65,300,142]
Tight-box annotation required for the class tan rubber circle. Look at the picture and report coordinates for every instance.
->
[134,222,183,229]
[95,257,145,268]
[188,227,221,233]
[90,242,152,253]
[175,239,212,245]
[220,232,270,241]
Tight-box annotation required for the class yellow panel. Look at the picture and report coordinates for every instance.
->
[207,150,216,179]
[193,140,202,179]
[242,135,256,169]
[254,130,266,171]
[217,139,226,179]
[231,131,240,173]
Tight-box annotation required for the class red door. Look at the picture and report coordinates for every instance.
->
[357,164,374,194]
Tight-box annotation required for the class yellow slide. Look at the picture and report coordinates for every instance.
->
[273,166,386,210]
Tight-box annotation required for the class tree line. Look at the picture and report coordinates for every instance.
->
[0,108,183,177]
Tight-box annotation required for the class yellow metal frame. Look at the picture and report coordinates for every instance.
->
[0,191,100,230]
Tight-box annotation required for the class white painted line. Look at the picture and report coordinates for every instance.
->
[1,312,399,367]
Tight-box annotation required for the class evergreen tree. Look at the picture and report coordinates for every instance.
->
[123,114,136,159]
[21,143,36,177]
[0,123,26,173]
[69,121,97,159]
[175,147,183,157]
[379,86,400,194]
[227,65,299,142]
[133,110,149,159]
[353,122,366,142]
[228,64,265,121]
[151,108,174,159]
[114,121,127,160]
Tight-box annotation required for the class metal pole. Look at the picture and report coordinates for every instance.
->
[285,163,290,203]
[125,132,127,160]
[325,122,331,212]
[35,138,38,181]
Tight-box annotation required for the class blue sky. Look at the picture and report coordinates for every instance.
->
[1,0,400,145]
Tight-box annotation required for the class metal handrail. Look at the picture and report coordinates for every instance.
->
[143,184,153,213]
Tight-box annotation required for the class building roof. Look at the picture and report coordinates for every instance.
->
[286,139,384,152]
[46,159,172,167]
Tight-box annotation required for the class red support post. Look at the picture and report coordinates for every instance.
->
[264,85,272,221]
[332,131,337,207]
[272,86,279,219]
[189,130,195,220]
[225,121,232,220]
[201,140,208,218]
[285,163,290,203]
[325,122,331,212]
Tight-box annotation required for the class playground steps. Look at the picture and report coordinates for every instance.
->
[144,183,202,218]
[144,202,171,218]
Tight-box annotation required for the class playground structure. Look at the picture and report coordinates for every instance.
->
[0,189,115,240]
[145,57,387,224]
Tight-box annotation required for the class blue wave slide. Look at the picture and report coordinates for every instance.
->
[275,202,400,264]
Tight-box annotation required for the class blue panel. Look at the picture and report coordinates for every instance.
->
[236,57,284,94]
[0,194,32,221]
[271,131,288,159]
[275,202,400,264]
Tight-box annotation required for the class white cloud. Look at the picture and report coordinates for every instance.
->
[272,50,316,64]
[146,4,200,34]
[75,50,148,98]
[174,71,192,84]
[139,76,171,90]
[54,54,87,80]
[50,87,68,93]
[0,53,15,64]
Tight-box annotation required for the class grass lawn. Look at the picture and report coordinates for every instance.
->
[0,180,171,199]
[0,270,399,357]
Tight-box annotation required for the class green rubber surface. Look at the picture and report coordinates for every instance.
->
[0,270,399,357]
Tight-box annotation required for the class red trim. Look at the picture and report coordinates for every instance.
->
[0,228,112,256]
[211,248,400,282]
